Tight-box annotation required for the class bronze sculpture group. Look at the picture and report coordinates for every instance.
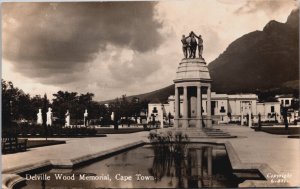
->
[181,31,203,59]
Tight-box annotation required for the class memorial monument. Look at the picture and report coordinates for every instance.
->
[175,31,212,128]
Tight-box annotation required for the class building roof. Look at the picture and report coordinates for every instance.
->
[227,94,258,100]
[167,93,258,100]
[257,101,280,105]
[275,94,294,98]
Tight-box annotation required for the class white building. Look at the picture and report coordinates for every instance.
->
[276,94,294,107]
[147,92,293,125]
[147,98,170,125]
[256,102,281,122]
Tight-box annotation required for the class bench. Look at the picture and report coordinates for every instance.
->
[2,137,28,153]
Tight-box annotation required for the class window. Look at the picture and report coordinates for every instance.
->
[281,100,284,104]
[271,106,275,113]
[285,100,290,105]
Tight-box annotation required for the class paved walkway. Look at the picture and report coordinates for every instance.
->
[194,125,300,187]
[2,131,149,173]
[2,125,300,187]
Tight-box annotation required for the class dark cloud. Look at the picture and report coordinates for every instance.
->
[235,0,297,14]
[2,2,164,81]
[108,52,162,85]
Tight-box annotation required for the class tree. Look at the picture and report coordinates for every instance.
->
[79,93,94,108]
[30,95,46,120]
[109,97,122,127]
[97,104,110,125]
[2,79,31,125]
[2,79,116,133]
[109,95,150,127]
[52,91,100,126]
[120,95,131,127]
[16,94,32,120]
[79,93,95,123]
[2,79,52,130]
[52,91,79,124]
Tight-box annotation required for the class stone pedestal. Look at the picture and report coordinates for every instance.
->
[174,58,212,128]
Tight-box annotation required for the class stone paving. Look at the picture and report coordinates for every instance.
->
[2,132,149,173]
[218,125,300,187]
[2,125,300,187]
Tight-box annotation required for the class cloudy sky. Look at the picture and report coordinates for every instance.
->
[2,0,298,101]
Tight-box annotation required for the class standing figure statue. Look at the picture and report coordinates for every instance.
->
[181,31,204,59]
[46,107,53,126]
[186,36,192,58]
[181,35,188,59]
[84,109,88,127]
[189,32,197,58]
[195,35,203,58]
[37,108,43,125]
[65,110,70,127]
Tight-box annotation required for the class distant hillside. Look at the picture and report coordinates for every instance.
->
[101,9,299,104]
[100,84,174,104]
[208,9,299,94]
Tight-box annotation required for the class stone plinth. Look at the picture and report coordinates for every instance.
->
[175,58,211,82]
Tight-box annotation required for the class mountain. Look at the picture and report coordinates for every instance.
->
[208,9,299,94]
[101,9,299,103]
[129,84,175,103]
[100,84,175,104]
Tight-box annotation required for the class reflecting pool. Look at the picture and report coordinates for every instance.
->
[21,143,241,188]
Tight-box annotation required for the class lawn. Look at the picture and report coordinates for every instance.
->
[95,127,155,134]
[252,126,300,135]
[27,140,66,148]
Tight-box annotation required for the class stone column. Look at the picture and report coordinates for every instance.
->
[197,86,202,128]
[207,147,213,187]
[190,149,196,176]
[160,104,164,129]
[207,86,212,128]
[241,104,244,126]
[182,149,188,188]
[174,87,179,128]
[196,149,203,188]
[183,86,188,128]
[248,103,252,127]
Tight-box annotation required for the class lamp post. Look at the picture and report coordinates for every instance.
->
[168,112,171,127]
[248,102,252,127]
[258,113,261,131]
[8,82,14,138]
[9,100,13,121]
[140,110,147,130]
[9,100,13,139]
[151,113,156,128]
[241,106,244,126]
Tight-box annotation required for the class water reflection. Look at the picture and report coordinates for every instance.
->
[150,140,217,188]
[21,143,239,188]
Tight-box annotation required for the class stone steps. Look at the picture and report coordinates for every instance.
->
[203,128,235,138]
[172,128,207,138]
